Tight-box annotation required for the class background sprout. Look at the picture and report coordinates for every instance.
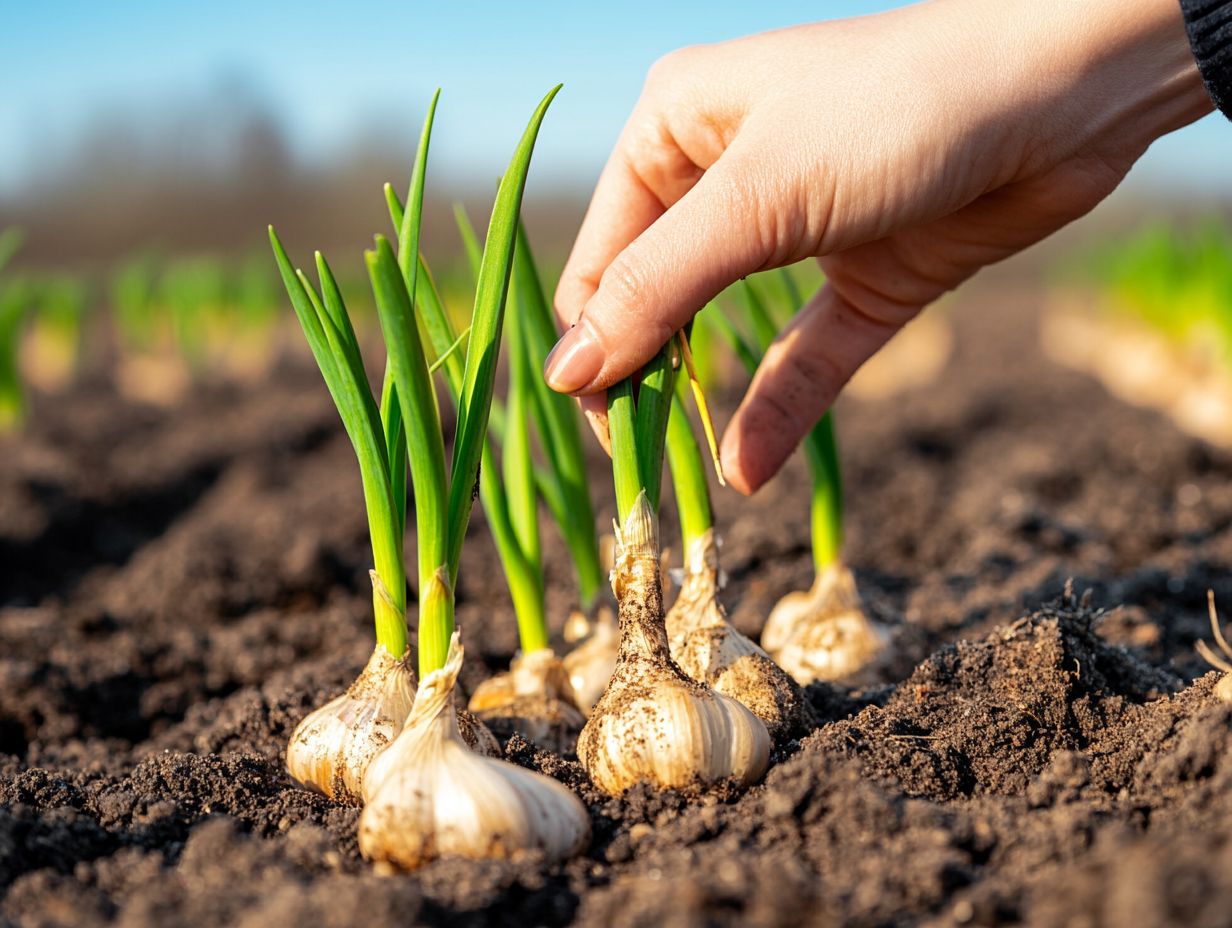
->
[0,229,28,433]
[24,274,88,393]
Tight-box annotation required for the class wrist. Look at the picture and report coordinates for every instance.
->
[1017,0,1212,161]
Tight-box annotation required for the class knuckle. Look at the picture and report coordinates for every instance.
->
[597,253,654,317]
[646,45,701,87]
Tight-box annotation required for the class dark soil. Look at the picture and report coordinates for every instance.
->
[6,282,1232,927]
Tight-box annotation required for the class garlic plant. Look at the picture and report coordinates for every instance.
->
[360,632,590,871]
[578,344,770,795]
[663,377,813,742]
[709,280,894,684]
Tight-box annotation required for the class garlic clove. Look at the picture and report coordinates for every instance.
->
[286,644,416,805]
[562,606,619,717]
[359,632,590,870]
[468,648,586,754]
[761,561,892,684]
[666,531,815,743]
[578,495,771,795]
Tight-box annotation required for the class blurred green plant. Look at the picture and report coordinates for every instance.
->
[0,229,28,431]
[1057,217,1232,355]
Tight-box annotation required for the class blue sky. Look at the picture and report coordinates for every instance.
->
[3,0,1230,198]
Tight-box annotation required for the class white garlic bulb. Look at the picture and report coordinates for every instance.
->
[761,561,891,684]
[359,632,590,871]
[468,647,586,754]
[577,495,770,795]
[665,530,814,743]
[286,644,416,805]
[561,607,618,717]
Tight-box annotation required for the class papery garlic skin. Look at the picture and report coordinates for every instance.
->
[562,608,618,717]
[286,644,416,805]
[359,632,590,870]
[578,497,771,796]
[468,648,586,754]
[666,531,814,743]
[457,708,503,757]
[761,561,891,684]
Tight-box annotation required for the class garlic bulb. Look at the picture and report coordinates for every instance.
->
[761,561,891,684]
[562,606,618,717]
[577,495,770,795]
[665,530,814,743]
[286,644,416,805]
[468,648,586,754]
[359,632,591,870]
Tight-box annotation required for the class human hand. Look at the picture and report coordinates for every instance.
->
[547,0,1210,494]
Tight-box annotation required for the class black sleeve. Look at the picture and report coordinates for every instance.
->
[1180,0,1232,117]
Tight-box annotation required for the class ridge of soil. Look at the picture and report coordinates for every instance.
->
[5,286,1232,927]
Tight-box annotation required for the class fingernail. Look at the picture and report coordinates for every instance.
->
[544,325,603,394]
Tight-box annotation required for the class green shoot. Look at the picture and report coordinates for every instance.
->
[511,221,605,609]
[444,87,561,590]
[454,203,484,283]
[665,380,714,553]
[387,188,550,656]
[397,84,560,675]
[504,269,542,575]
[610,338,679,524]
[269,228,407,655]
[269,86,559,678]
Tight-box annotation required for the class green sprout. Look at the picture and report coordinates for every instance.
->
[271,86,558,679]
[0,229,28,432]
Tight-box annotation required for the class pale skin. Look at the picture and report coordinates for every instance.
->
[546,0,1213,494]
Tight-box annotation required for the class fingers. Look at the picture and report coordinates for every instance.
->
[554,49,733,339]
[545,146,773,397]
[720,282,919,495]
[554,147,674,334]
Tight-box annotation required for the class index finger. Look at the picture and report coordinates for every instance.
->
[554,117,703,332]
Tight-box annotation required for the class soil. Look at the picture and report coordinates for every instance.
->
[6,281,1232,927]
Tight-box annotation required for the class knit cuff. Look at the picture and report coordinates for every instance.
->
[1180,0,1232,117]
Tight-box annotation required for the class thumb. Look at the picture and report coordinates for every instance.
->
[544,151,772,396]
[720,282,920,495]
